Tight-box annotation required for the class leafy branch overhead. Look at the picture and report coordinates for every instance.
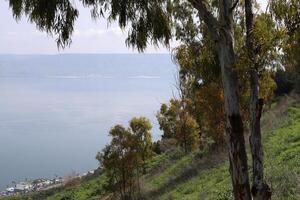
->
[9,0,173,50]
[9,0,79,48]
[8,0,223,51]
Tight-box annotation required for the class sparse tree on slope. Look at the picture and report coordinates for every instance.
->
[157,98,200,153]
[245,0,271,198]
[97,117,153,199]
[129,117,153,172]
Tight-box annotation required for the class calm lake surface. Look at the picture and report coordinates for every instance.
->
[0,54,176,189]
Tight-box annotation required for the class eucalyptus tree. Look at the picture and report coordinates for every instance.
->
[87,1,252,197]
[245,0,271,198]
[173,7,277,198]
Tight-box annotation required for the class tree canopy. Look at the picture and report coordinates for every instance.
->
[9,0,80,48]
[97,117,153,200]
[8,0,173,50]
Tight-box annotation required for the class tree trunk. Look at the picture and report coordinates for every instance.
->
[217,1,252,199]
[217,38,252,200]
[190,0,252,198]
[249,71,271,199]
[245,0,271,198]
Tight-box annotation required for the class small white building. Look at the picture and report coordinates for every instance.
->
[43,180,51,185]
[88,170,95,175]
[54,178,62,184]
[6,187,14,193]
[15,182,32,191]
[82,173,88,177]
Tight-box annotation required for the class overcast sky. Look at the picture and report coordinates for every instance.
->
[0,0,267,54]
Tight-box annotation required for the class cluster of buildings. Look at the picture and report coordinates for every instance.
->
[0,178,63,197]
[0,170,96,197]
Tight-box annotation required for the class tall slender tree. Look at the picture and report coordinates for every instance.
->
[245,0,271,199]
[179,1,252,197]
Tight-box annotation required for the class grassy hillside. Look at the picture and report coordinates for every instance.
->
[3,95,299,200]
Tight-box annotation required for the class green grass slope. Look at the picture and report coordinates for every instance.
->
[145,97,299,200]
[2,95,299,200]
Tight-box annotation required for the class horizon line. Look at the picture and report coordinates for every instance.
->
[0,52,172,56]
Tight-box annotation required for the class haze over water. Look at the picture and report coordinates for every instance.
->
[0,54,176,190]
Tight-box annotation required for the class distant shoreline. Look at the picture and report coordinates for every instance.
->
[0,53,171,56]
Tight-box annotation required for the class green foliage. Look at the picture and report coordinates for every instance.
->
[1,174,108,200]
[215,188,233,200]
[270,0,300,93]
[265,104,300,199]
[76,0,173,51]
[270,0,300,34]
[156,100,180,139]
[8,0,173,51]
[157,99,200,152]
[146,151,197,188]
[170,8,279,146]
[147,99,300,200]
[8,0,79,48]
[97,125,138,199]
[129,117,153,170]
[252,13,281,69]
[47,174,108,200]
[175,112,200,153]
[96,117,153,200]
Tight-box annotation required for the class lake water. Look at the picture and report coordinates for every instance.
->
[0,54,176,190]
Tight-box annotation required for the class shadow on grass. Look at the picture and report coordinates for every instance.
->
[143,149,227,199]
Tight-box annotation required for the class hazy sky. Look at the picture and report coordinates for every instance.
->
[0,0,267,54]
[0,0,174,54]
